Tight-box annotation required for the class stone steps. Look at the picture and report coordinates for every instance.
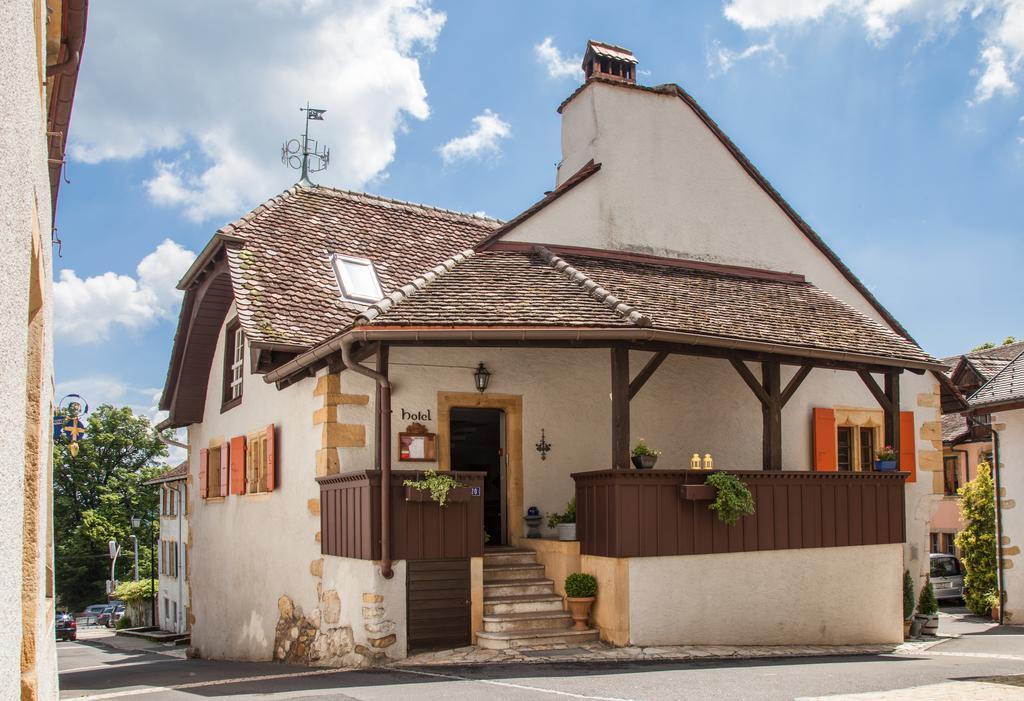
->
[482,609,573,633]
[480,547,598,649]
[476,628,600,650]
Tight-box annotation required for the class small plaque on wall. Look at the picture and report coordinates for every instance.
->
[399,422,437,462]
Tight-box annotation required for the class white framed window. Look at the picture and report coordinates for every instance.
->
[331,254,383,304]
[245,430,268,494]
[230,326,244,398]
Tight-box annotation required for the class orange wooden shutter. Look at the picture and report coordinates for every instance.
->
[230,436,246,495]
[265,424,276,491]
[900,411,916,483]
[219,443,229,496]
[198,449,208,498]
[813,408,838,471]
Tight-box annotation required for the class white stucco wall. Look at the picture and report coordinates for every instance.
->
[627,544,904,645]
[158,483,189,633]
[993,409,1024,623]
[0,1,57,698]
[516,81,888,326]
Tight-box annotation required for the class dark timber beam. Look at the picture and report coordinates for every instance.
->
[611,346,631,470]
[857,370,892,413]
[628,351,669,400]
[884,369,901,459]
[730,360,812,471]
[730,359,770,406]
[781,364,813,407]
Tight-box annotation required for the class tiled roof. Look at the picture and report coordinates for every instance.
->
[966,357,1011,381]
[970,350,1024,409]
[586,40,637,63]
[144,461,188,485]
[360,246,934,365]
[219,185,501,347]
[942,413,970,444]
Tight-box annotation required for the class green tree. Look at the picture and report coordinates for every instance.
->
[954,462,998,615]
[54,405,169,611]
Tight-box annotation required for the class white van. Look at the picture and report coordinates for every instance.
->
[930,552,964,602]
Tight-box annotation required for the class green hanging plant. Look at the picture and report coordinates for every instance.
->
[403,470,465,507]
[705,472,755,526]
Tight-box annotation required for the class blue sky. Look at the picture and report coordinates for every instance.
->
[54,0,1024,431]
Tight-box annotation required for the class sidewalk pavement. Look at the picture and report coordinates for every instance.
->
[76,627,188,659]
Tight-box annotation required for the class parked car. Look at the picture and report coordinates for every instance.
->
[55,612,76,641]
[79,603,108,625]
[105,605,125,628]
[930,552,965,602]
[96,605,115,627]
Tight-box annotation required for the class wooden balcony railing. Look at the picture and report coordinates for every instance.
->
[317,470,485,561]
[572,469,907,559]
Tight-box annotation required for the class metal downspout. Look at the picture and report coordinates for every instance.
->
[340,336,394,579]
[992,426,1005,624]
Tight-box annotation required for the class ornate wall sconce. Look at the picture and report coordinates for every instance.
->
[474,362,491,393]
[535,428,552,461]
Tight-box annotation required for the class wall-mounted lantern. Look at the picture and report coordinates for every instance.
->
[474,362,491,393]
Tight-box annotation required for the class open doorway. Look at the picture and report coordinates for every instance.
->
[450,407,505,546]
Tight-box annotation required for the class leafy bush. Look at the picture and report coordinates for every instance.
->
[902,570,917,620]
[115,615,133,630]
[403,470,465,507]
[955,462,998,615]
[111,579,156,603]
[916,576,938,616]
[706,472,755,526]
[564,573,598,598]
[547,497,576,528]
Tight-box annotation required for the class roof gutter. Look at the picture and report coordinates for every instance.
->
[265,326,944,385]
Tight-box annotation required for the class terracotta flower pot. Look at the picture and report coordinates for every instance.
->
[566,596,595,631]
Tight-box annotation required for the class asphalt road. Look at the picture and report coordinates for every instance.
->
[58,611,1024,700]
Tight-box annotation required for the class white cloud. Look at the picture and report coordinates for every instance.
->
[438,109,511,164]
[69,0,446,223]
[535,37,583,79]
[719,0,1024,101]
[54,239,196,344]
[708,37,785,75]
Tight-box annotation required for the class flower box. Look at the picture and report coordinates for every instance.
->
[404,486,472,503]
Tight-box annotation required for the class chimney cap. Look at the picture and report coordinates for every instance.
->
[583,40,638,65]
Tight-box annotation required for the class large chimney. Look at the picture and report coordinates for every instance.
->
[582,40,637,84]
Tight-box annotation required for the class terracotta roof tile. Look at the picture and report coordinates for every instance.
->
[970,350,1024,408]
[220,185,500,347]
[941,413,970,444]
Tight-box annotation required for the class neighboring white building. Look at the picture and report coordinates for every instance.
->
[159,41,946,665]
[967,350,1024,624]
[0,1,86,698]
[145,463,190,634]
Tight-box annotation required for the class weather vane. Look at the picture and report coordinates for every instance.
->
[281,102,330,185]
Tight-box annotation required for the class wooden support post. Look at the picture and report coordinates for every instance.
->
[374,344,389,471]
[762,361,782,471]
[884,369,901,457]
[611,346,631,470]
[629,351,668,400]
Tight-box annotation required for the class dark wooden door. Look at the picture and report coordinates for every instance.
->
[450,407,504,544]
[406,559,471,652]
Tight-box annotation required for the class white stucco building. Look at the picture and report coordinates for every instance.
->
[159,41,947,665]
[0,1,86,698]
[967,350,1024,624]
[146,463,190,634]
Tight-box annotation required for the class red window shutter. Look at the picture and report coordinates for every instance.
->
[900,411,917,483]
[220,443,229,496]
[813,408,838,471]
[230,436,246,495]
[198,449,208,499]
[266,424,276,491]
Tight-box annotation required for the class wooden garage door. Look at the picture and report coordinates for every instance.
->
[407,559,471,652]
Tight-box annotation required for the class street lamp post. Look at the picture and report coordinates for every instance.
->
[131,515,156,626]
[130,534,139,581]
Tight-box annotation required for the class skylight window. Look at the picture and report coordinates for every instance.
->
[332,254,384,304]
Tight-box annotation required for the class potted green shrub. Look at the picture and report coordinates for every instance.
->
[564,573,598,630]
[915,575,939,635]
[548,498,576,541]
[705,472,755,526]
[403,470,467,507]
[903,570,915,638]
[631,439,661,469]
[874,445,898,472]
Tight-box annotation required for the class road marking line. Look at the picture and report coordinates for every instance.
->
[393,667,645,701]
[60,660,173,674]
[68,668,348,700]
[906,650,1024,662]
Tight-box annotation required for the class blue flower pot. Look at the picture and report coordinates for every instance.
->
[874,460,898,472]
